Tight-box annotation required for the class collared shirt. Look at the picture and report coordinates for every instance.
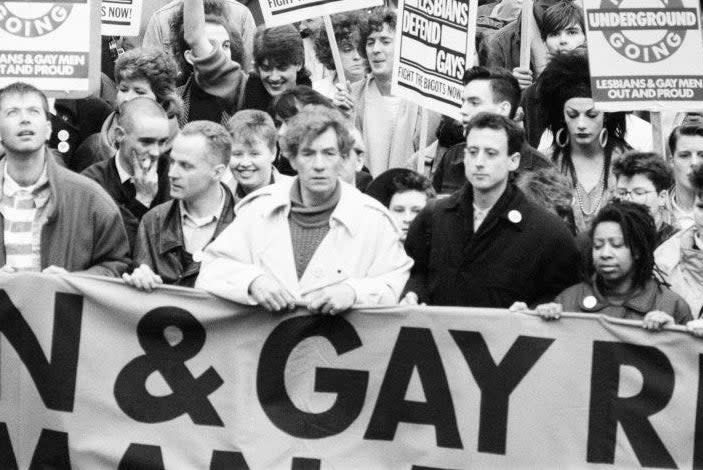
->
[179,187,226,258]
[115,153,153,207]
[473,202,495,232]
[0,162,51,271]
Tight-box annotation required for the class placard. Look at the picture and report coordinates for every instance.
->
[584,0,703,112]
[0,1,100,97]
[260,0,382,27]
[392,0,477,120]
[101,0,142,37]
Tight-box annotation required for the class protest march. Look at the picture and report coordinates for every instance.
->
[0,0,702,468]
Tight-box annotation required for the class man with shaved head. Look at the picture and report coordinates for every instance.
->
[83,97,172,251]
[0,82,129,275]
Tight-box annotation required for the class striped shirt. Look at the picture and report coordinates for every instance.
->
[0,163,50,272]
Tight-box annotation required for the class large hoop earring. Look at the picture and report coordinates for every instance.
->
[599,128,609,148]
[556,128,569,148]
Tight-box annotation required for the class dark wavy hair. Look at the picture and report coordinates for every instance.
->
[272,86,333,123]
[612,151,674,192]
[462,66,521,119]
[314,11,366,71]
[359,7,396,60]
[114,47,182,119]
[465,112,525,156]
[280,106,352,160]
[668,123,703,156]
[588,200,657,290]
[537,50,627,189]
[540,0,584,41]
[691,162,703,194]
[253,24,304,68]
[170,0,245,82]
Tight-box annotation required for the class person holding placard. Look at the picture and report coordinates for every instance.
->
[312,11,368,98]
[336,7,439,177]
[537,51,629,233]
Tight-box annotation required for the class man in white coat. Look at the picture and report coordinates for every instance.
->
[196,106,412,313]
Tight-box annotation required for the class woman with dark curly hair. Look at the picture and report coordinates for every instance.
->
[312,11,368,97]
[72,48,182,172]
[512,200,692,330]
[365,168,435,241]
[537,51,629,232]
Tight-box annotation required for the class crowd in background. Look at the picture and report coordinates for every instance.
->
[0,0,702,333]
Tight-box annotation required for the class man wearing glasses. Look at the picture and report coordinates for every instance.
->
[612,151,678,247]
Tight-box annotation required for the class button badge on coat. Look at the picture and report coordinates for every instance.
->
[583,296,597,309]
[508,210,522,224]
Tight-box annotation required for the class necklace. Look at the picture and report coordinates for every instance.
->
[573,163,606,217]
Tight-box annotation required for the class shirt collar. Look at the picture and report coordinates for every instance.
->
[179,186,226,227]
[3,161,49,198]
[115,153,132,184]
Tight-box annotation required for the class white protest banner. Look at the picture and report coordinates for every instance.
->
[392,0,477,120]
[0,1,100,97]
[2,273,703,468]
[260,0,382,27]
[583,0,703,112]
[101,0,142,37]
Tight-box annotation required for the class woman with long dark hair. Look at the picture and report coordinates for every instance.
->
[537,51,629,232]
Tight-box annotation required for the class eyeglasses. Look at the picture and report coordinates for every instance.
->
[614,189,656,200]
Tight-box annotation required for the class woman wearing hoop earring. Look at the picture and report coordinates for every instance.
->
[537,51,630,232]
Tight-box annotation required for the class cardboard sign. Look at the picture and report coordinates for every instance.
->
[3,273,703,468]
[260,0,382,27]
[392,0,477,120]
[101,0,142,37]
[0,1,100,97]
[584,0,703,112]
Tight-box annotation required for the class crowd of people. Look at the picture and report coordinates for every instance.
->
[1,0,702,335]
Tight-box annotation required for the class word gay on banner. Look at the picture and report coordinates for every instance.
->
[583,0,703,112]
[0,0,99,97]
[260,0,382,27]
[392,0,478,119]
[101,0,142,36]
[3,273,703,468]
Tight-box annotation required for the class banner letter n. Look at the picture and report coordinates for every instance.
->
[0,290,83,412]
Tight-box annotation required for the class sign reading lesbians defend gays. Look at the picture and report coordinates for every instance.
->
[0,1,100,97]
[4,273,703,468]
[583,0,703,112]
[101,0,142,36]
[260,0,382,27]
[392,0,477,119]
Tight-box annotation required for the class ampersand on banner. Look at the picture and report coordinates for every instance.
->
[113,306,224,426]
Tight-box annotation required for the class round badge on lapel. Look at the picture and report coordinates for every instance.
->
[583,295,597,309]
[57,141,70,153]
[57,130,70,141]
[508,210,522,224]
